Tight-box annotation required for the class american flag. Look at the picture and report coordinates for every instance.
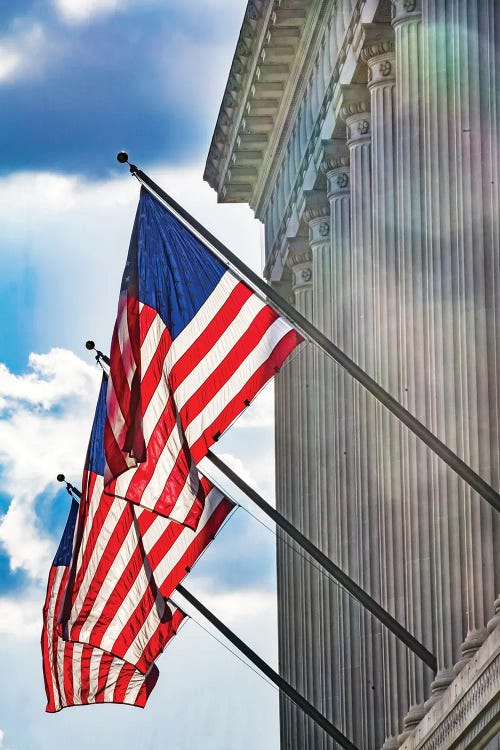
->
[41,498,167,712]
[62,376,235,674]
[105,187,302,525]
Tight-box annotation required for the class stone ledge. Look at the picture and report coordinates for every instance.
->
[399,625,500,750]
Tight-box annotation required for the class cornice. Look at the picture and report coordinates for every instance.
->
[203,0,271,194]
[204,0,366,214]
[261,0,367,280]
[206,0,377,282]
[251,0,329,215]
[204,0,316,202]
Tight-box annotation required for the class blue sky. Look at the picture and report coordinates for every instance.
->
[0,2,283,748]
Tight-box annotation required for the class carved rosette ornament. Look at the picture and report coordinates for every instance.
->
[340,99,371,147]
[303,197,330,249]
[320,140,350,200]
[361,35,396,88]
[391,0,420,25]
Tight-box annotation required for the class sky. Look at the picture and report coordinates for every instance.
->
[0,2,285,748]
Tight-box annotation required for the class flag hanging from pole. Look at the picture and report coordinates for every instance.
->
[61,375,234,673]
[105,187,302,525]
[41,498,163,712]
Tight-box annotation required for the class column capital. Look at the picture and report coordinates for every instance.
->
[320,139,349,174]
[301,190,329,223]
[361,24,395,86]
[286,237,313,291]
[340,85,371,147]
[391,0,421,27]
[321,140,350,200]
[301,190,330,247]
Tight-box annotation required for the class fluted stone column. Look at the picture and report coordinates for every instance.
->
[391,0,434,739]
[286,239,319,749]
[302,193,334,750]
[421,0,500,702]
[362,27,411,748]
[305,177,358,749]
[341,85,386,750]
[273,275,297,750]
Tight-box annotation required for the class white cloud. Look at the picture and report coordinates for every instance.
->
[0,349,101,582]
[0,164,278,740]
[156,28,237,123]
[53,0,242,26]
[176,581,278,665]
[0,724,14,750]
[0,20,47,84]
[54,0,128,24]
[0,589,42,638]
[0,596,279,750]
[235,383,275,430]
[0,163,262,359]
[214,453,262,493]
[0,349,98,410]
[0,161,270,633]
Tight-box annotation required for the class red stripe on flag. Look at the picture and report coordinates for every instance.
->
[169,281,254,391]
[191,328,302,461]
[156,498,235,598]
[139,302,159,347]
[138,664,160,707]
[79,645,91,704]
[96,652,112,703]
[178,305,279,428]
[62,640,75,707]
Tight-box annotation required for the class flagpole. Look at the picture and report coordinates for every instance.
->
[56,474,81,499]
[84,336,435,668]
[173,583,359,750]
[57,466,357,744]
[205,450,437,673]
[116,153,500,515]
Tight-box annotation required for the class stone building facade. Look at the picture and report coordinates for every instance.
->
[205,1,500,748]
